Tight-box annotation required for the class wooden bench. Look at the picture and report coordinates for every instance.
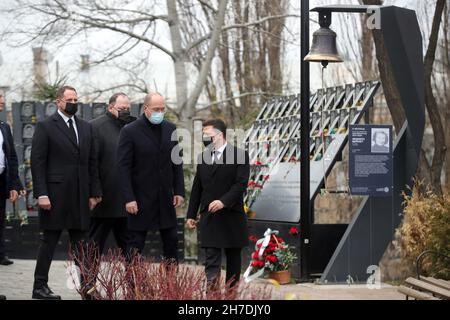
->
[398,285,439,300]
[398,277,450,300]
[420,276,450,291]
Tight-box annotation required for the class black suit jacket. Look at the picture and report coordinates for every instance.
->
[0,120,23,199]
[117,115,185,231]
[90,112,136,218]
[31,112,101,230]
[187,144,250,248]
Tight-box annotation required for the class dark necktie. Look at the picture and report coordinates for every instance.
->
[213,150,220,164]
[67,118,78,145]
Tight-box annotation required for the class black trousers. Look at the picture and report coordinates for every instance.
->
[33,229,87,290]
[0,171,7,259]
[127,227,178,263]
[89,217,128,256]
[0,198,6,259]
[204,247,242,288]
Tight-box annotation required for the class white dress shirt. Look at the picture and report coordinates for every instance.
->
[57,109,79,144]
[213,142,227,162]
[0,128,5,175]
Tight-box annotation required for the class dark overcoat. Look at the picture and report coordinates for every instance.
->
[31,112,101,230]
[187,144,249,248]
[0,121,23,199]
[117,115,185,231]
[90,112,136,218]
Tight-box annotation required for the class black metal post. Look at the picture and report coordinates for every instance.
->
[300,0,311,282]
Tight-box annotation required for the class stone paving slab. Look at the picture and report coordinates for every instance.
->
[0,259,80,300]
[0,259,404,300]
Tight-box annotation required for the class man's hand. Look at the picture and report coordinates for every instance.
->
[186,219,197,230]
[126,201,139,215]
[208,200,224,213]
[9,190,19,203]
[89,197,99,210]
[38,196,51,210]
[173,195,184,208]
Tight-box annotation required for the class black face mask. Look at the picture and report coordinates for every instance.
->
[65,102,78,116]
[203,136,213,148]
[117,110,136,126]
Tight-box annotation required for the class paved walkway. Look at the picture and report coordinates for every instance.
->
[0,259,80,300]
[0,259,404,300]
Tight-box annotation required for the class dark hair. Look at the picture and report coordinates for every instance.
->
[109,92,128,105]
[56,86,77,99]
[203,119,227,138]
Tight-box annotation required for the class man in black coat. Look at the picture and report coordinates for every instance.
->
[0,93,26,268]
[31,86,102,299]
[89,92,136,255]
[186,119,249,289]
[117,92,184,263]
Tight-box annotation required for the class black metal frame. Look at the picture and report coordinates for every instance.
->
[415,250,450,280]
[307,5,425,283]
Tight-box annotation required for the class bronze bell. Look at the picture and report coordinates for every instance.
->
[304,26,343,67]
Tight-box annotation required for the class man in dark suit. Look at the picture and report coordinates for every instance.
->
[0,93,26,266]
[186,119,249,290]
[117,92,184,263]
[31,86,102,299]
[89,92,136,255]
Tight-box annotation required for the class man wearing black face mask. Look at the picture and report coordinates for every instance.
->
[31,85,102,299]
[89,93,136,257]
[186,119,250,291]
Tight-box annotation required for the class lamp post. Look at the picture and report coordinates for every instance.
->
[299,0,311,282]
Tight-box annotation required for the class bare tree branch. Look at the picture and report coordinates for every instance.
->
[186,13,300,52]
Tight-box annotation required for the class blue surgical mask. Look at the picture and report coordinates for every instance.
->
[148,112,164,125]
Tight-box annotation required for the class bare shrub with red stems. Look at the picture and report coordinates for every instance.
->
[68,243,273,300]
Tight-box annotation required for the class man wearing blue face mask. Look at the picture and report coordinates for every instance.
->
[117,92,185,263]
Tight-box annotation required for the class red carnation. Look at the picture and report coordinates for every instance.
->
[248,181,256,188]
[254,160,262,165]
[289,227,299,236]
[266,255,278,263]
[252,252,259,260]
[249,235,258,243]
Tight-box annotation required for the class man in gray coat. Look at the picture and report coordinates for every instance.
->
[89,93,136,255]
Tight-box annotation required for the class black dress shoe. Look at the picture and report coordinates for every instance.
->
[0,257,13,266]
[0,295,6,300]
[32,286,61,300]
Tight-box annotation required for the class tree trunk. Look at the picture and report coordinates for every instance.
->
[265,0,285,94]
[166,0,188,120]
[184,0,228,130]
[424,0,447,195]
[443,3,450,191]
